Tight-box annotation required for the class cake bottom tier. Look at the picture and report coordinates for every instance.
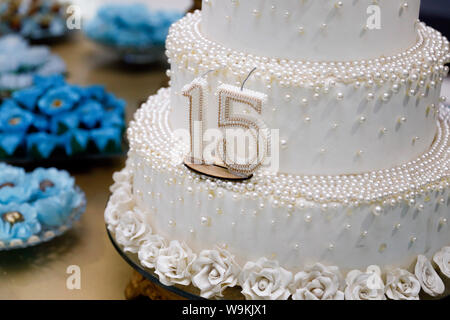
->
[106,89,450,300]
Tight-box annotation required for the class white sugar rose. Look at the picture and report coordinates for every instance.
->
[239,258,293,300]
[433,247,450,278]
[114,208,148,253]
[105,184,134,230]
[191,248,240,299]
[155,240,196,286]
[138,235,167,269]
[385,269,420,300]
[345,265,386,300]
[112,168,131,184]
[110,169,132,191]
[289,263,344,300]
[415,255,445,297]
[109,186,134,211]
[105,201,120,231]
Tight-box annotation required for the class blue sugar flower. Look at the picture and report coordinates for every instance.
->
[31,114,49,132]
[115,4,152,29]
[33,189,81,227]
[37,55,66,77]
[58,129,90,156]
[0,133,24,156]
[0,1,69,41]
[0,165,36,204]
[19,46,50,69]
[63,84,90,100]
[50,112,80,134]
[21,16,67,40]
[0,53,20,73]
[33,75,65,90]
[0,35,27,55]
[90,127,122,152]
[0,99,21,110]
[101,112,125,129]
[26,132,59,159]
[29,168,75,200]
[0,35,66,92]
[85,4,183,49]
[103,93,126,115]
[37,85,81,116]
[151,26,170,45]
[0,203,41,242]
[76,100,103,129]
[48,18,66,37]
[0,105,34,133]
[0,163,13,170]
[12,86,45,110]
[0,35,66,91]
[86,85,106,101]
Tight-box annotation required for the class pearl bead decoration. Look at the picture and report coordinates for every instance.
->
[166,12,450,91]
[128,89,450,209]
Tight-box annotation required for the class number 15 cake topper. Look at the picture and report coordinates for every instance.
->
[182,68,270,180]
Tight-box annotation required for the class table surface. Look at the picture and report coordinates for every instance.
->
[0,33,449,300]
[0,34,169,300]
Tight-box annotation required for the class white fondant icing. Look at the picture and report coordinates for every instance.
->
[201,0,420,61]
[106,1,450,300]
[106,158,450,300]
[127,89,450,273]
[166,12,449,175]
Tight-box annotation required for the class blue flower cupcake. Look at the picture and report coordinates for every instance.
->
[0,203,41,242]
[0,165,36,204]
[0,105,34,133]
[30,167,75,199]
[0,164,85,244]
[33,189,82,227]
[0,76,126,159]
[29,167,82,227]
[0,0,70,41]
[38,85,81,116]
[0,35,66,93]
[85,3,183,63]
[26,132,59,159]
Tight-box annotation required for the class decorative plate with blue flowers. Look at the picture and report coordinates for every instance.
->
[0,75,126,160]
[0,163,86,250]
[0,35,66,94]
[85,3,184,64]
[0,0,70,41]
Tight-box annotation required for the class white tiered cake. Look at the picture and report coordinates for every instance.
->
[106,0,450,300]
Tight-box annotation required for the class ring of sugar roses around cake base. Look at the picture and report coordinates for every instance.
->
[105,88,450,299]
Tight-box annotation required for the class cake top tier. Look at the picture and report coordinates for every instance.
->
[201,0,421,61]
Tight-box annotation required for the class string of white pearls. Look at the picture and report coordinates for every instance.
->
[166,12,450,92]
[127,89,450,210]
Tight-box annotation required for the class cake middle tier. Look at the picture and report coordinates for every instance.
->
[167,12,449,175]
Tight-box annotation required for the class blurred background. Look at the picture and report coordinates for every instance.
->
[421,0,450,39]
